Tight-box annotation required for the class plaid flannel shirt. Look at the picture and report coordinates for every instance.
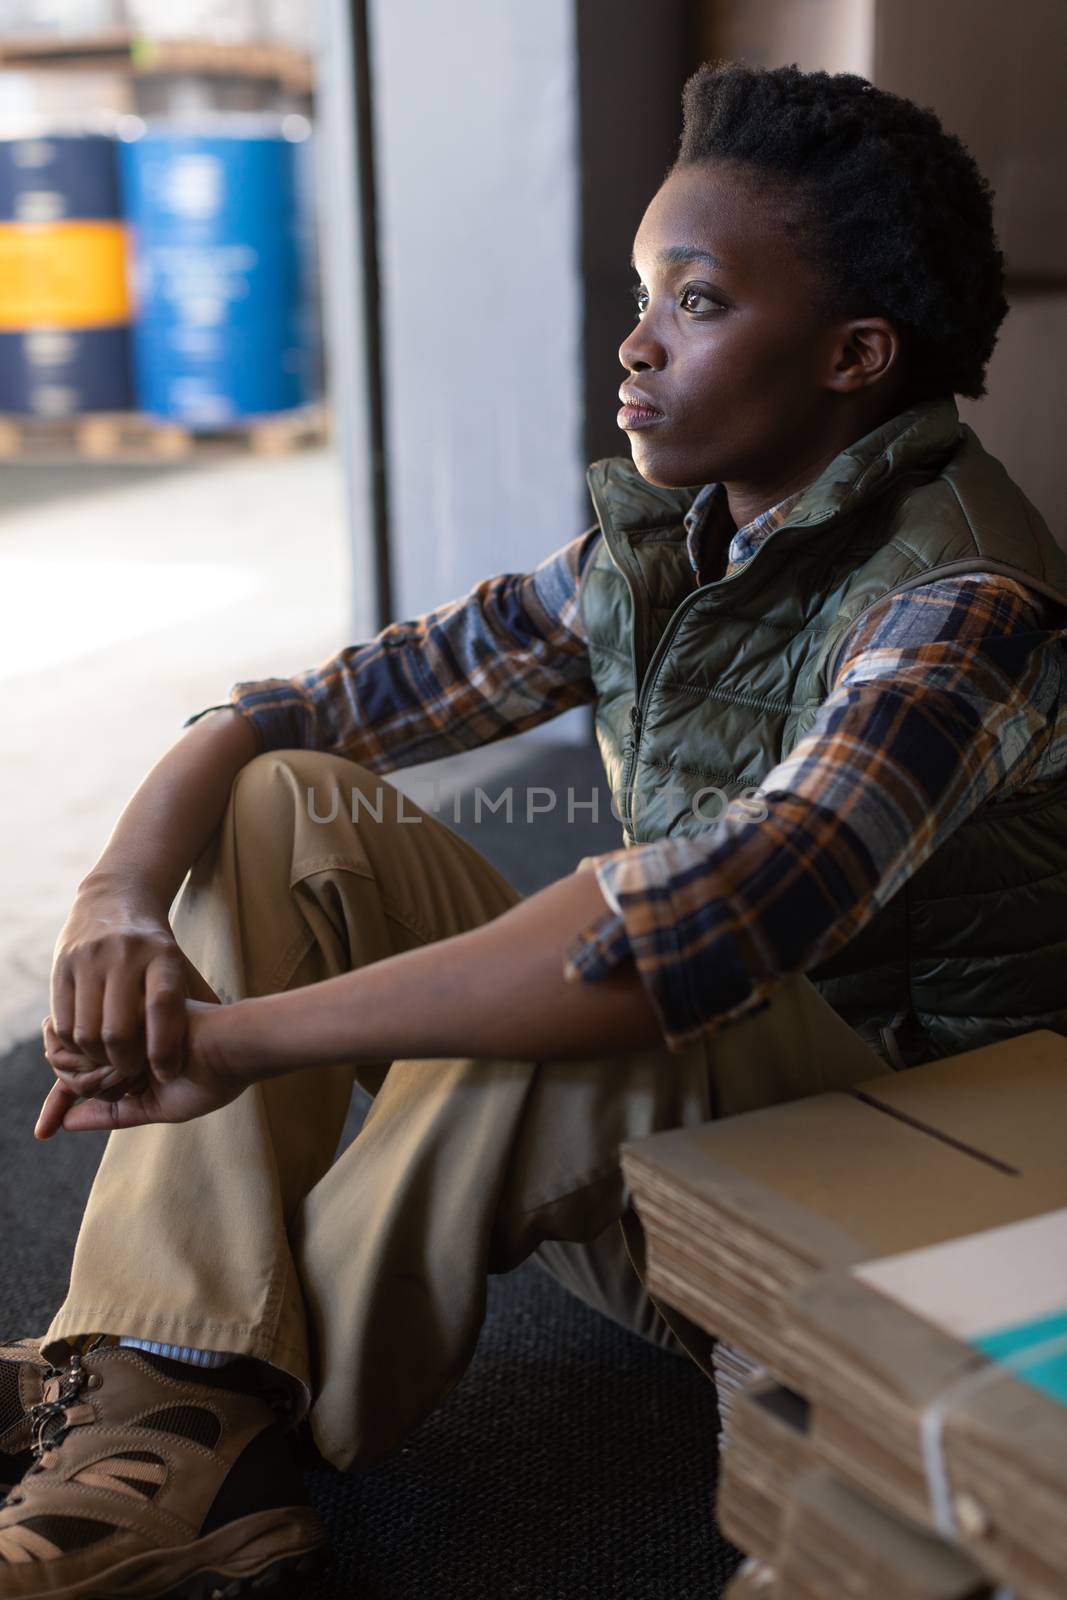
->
[186,484,1067,1051]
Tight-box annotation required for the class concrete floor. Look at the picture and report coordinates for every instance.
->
[0,447,350,1047]
[0,447,597,1051]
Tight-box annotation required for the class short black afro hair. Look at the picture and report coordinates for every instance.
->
[676,62,1007,399]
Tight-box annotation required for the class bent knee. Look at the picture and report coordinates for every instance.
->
[233,747,382,802]
[226,750,393,843]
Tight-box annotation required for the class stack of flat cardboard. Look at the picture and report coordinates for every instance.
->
[711,1341,766,1443]
[717,1382,992,1598]
[788,1213,1067,1597]
[622,1032,1067,1385]
[620,1031,1067,1600]
[716,1379,810,1562]
[775,1469,993,1600]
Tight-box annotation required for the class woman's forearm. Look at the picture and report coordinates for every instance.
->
[212,868,665,1070]
[79,708,259,908]
[38,856,668,1138]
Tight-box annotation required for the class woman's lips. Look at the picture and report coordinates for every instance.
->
[617,401,665,430]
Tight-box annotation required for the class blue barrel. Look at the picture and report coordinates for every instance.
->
[119,122,314,425]
[0,132,133,414]
[0,132,121,220]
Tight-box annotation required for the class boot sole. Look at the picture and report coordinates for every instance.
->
[160,1546,327,1599]
[15,1507,328,1600]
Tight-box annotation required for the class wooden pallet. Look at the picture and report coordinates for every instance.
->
[0,405,328,464]
[0,33,314,94]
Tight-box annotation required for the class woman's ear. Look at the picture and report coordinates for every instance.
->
[825,316,901,393]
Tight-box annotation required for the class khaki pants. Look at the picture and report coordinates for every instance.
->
[45,751,879,1471]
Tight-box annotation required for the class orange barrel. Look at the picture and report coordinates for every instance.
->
[0,131,133,414]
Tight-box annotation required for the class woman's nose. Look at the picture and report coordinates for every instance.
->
[618,316,665,375]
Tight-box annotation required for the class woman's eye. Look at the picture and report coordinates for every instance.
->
[630,283,723,317]
[680,286,721,313]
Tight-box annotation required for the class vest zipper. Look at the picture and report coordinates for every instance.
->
[622,704,641,827]
[621,589,708,833]
[608,501,830,834]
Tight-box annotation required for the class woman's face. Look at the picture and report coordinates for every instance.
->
[619,161,850,490]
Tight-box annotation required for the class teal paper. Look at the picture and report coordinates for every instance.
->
[973,1307,1067,1408]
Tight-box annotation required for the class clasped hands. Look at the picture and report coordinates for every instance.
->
[36,885,251,1140]
[37,999,248,1139]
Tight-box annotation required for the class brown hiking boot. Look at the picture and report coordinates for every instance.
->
[0,1343,327,1598]
[0,1340,52,1495]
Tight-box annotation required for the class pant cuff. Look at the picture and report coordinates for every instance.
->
[42,1307,313,1424]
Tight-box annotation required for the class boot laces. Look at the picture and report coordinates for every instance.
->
[27,1338,106,1461]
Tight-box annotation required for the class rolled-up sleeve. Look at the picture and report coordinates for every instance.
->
[182,527,602,771]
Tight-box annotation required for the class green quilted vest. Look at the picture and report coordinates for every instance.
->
[580,398,1067,1065]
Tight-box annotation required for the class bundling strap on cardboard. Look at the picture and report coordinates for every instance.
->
[918,1326,1067,1559]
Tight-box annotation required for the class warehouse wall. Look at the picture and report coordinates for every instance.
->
[697,0,875,76]
[368,0,586,632]
[575,0,694,468]
[959,291,1067,542]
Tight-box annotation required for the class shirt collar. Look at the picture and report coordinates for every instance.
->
[683,482,806,583]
